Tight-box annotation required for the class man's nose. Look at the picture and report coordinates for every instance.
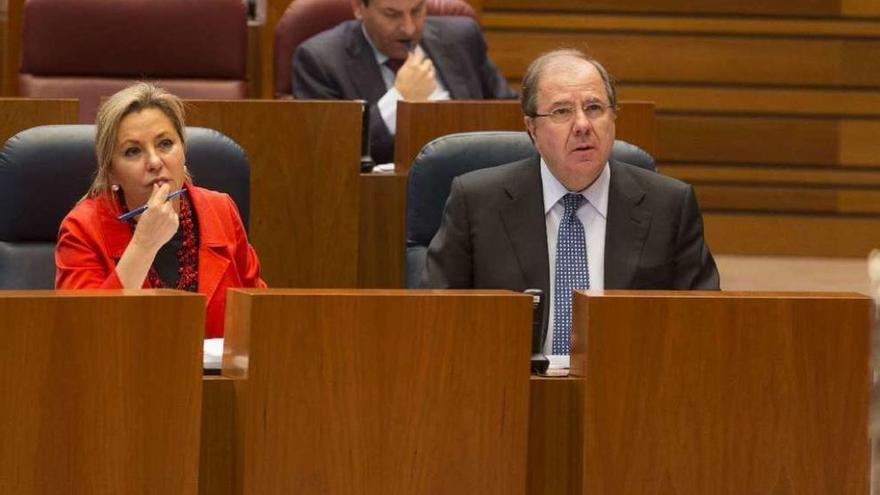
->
[571,106,593,135]
[399,14,416,36]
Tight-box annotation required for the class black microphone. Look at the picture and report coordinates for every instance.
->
[357,100,376,172]
[525,289,549,374]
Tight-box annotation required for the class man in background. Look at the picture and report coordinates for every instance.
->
[292,0,515,164]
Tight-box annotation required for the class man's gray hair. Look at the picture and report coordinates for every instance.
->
[520,48,617,117]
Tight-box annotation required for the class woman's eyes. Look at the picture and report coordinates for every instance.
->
[122,139,174,157]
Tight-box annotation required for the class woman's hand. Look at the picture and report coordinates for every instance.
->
[130,183,179,252]
[115,183,179,288]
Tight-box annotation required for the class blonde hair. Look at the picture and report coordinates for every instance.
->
[87,82,187,198]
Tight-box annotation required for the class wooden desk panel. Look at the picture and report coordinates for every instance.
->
[223,289,532,495]
[185,100,363,288]
[0,98,77,142]
[395,100,524,172]
[528,377,584,495]
[0,290,205,495]
[484,0,845,17]
[202,374,594,495]
[573,291,870,495]
[200,376,237,495]
[358,171,408,288]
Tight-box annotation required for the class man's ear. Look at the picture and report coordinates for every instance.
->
[524,116,536,144]
[351,0,365,19]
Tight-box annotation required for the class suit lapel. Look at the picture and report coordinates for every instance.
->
[98,197,135,260]
[345,22,389,104]
[604,161,652,288]
[421,19,471,98]
[498,157,550,292]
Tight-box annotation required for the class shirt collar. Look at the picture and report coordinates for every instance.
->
[540,158,610,219]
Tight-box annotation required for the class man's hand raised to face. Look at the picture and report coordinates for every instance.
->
[394,51,437,101]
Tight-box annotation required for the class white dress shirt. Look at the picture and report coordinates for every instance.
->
[361,25,450,137]
[541,159,609,368]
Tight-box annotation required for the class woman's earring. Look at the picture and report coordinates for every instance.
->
[111,184,120,192]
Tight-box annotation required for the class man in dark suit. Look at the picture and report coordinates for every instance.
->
[292,0,515,164]
[422,49,719,364]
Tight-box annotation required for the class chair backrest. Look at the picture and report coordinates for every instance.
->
[404,131,657,287]
[0,125,250,289]
[19,0,248,123]
[273,0,476,98]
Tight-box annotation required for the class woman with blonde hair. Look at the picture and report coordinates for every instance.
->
[56,82,266,337]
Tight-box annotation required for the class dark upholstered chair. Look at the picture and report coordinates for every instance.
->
[19,0,248,123]
[0,125,250,289]
[273,0,476,98]
[404,131,657,288]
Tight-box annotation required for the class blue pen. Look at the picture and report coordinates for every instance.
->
[116,188,187,222]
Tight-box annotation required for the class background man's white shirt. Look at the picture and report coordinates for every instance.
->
[362,25,450,136]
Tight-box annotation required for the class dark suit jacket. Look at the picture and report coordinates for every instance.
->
[292,16,516,164]
[421,156,720,327]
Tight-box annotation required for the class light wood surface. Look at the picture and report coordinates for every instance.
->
[484,11,880,36]
[692,184,880,215]
[484,0,879,18]
[715,254,870,293]
[358,171,408,288]
[0,98,77,142]
[613,101,655,156]
[703,213,880,257]
[223,288,532,495]
[617,84,880,117]
[569,290,870,495]
[257,0,289,98]
[200,376,237,495]
[661,163,880,187]
[185,99,363,288]
[527,377,584,495]
[0,289,205,495]
[488,31,880,88]
[656,114,879,168]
